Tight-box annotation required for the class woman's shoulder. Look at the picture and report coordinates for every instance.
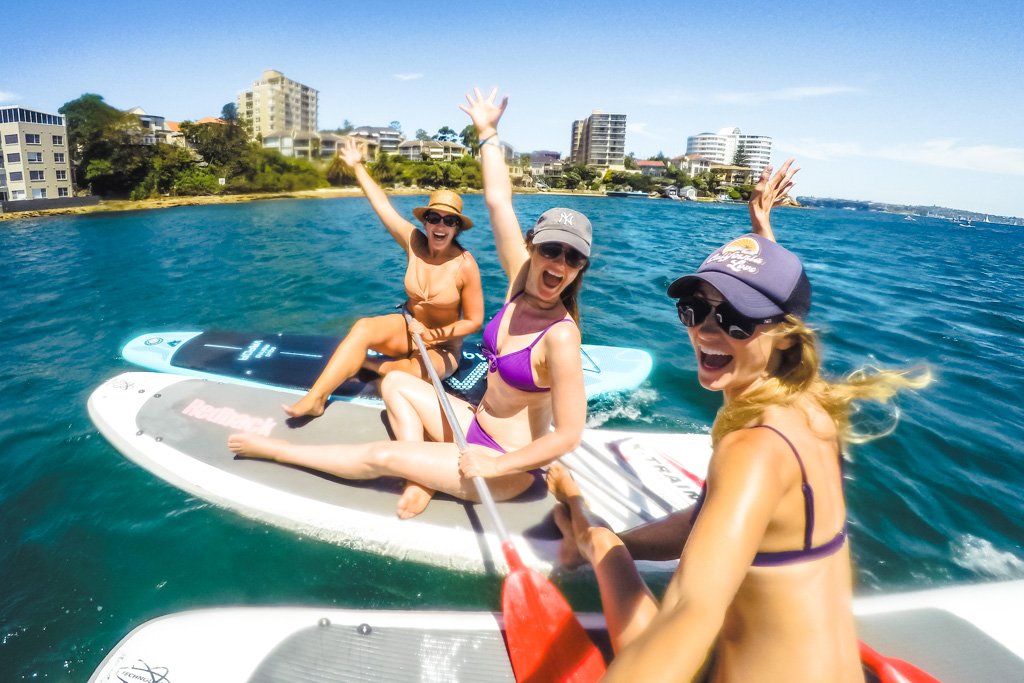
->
[539,315,581,346]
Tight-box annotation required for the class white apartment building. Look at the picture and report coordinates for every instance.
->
[350,126,404,156]
[237,70,319,159]
[396,139,466,162]
[570,110,627,169]
[0,106,74,202]
[686,127,773,175]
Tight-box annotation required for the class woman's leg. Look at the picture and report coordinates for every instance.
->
[285,314,410,418]
[366,342,461,381]
[548,464,661,654]
[226,434,533,504]
[381,371,481,518]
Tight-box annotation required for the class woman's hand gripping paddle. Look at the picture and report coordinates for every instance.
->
[404,313,606,682]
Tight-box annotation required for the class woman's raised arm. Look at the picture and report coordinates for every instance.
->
[460,88,529,285]
[341,137,417,250]
[748,158,799,242]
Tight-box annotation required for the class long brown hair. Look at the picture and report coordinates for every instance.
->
[712,316,931,449]
[525,232,589,325]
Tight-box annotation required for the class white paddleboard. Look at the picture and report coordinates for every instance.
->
[120,330,654,407]
[88,372,710,575]
[89,581,1024,683]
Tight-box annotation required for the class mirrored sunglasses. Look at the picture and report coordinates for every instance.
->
[676,295,781,340]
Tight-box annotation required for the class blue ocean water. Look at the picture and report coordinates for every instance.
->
[2,195,1022,679]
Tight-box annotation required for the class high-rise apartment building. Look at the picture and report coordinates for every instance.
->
[237,70,319,158]
[686,127,773,175]
[0,106,74,202]
[570,110,626,168]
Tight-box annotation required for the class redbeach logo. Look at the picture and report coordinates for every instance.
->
[181,398,276,436]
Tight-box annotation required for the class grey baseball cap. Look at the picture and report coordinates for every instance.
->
[530,208,592,257]
[667,233,811,319]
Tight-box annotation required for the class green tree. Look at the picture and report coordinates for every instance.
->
[130,144,197,199]
[389,120,402,135]
[460,125,479,150]
[624,153,638,170]
[433,126,459,143]
[59,93,135,190]
[415,128,431,141]
[732,144,750,169]
[179,119,254,178]
[369,153,400,184]
[220,102,238,122]
[173,167,221,195]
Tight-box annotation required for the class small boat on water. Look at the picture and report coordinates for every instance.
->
[606,190,650,198]
[89,580,1024,682]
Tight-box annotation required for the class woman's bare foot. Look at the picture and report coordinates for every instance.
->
[547,461,584,503]
[553,503,589,569]
[396,481,435,519]
[548,463,619,568]
[227,433,290,461]
[283,392,327,418]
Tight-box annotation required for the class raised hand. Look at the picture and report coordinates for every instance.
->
[459,87,509,138]
[339,137,364,168]
[749,158,799,241]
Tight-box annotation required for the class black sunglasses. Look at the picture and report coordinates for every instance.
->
[423,211,462,228]
[537,242,588,268]
[676,295,781,340]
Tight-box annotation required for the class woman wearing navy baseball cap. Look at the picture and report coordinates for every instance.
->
[550,161,930,682]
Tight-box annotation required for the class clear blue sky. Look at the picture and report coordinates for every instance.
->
[4,0,1022,217]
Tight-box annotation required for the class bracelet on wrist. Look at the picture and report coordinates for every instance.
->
[479,138,502,152]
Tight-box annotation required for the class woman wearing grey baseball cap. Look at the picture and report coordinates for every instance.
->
[551,162,931,681]
[228,88,597,520]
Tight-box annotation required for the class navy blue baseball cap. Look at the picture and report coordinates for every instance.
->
[667,234,811,319]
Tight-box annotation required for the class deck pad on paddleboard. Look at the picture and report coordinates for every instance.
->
[121,330,654,406]
[89,582,1024,683]
[89,372,710,574]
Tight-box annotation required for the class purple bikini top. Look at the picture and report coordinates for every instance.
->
[690,424,847,567]
[481,292,573,393]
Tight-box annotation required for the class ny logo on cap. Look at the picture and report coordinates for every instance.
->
[557,211,575,226]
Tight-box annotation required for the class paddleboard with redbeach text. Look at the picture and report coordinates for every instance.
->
[87,371,710,575]
[120,329,653,407]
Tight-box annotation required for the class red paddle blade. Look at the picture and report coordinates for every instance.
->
[503,565,606,683]
[859,640,941,683]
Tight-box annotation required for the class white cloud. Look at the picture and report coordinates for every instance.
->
[776,137,1024,176]
[712,85,862,106]
[626,122,657,138]
[0,90,20,103]
[639,85,860,107]
[393,73,423,81]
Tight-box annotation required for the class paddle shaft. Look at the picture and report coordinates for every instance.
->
[403,312,512,543]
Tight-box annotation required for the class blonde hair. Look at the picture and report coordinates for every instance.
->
[711,316,931,448]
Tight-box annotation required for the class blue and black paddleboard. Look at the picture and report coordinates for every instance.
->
[121,330,654,407]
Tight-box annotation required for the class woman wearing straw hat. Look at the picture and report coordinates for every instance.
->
[285,137,484,418]
[231,88,594,520]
